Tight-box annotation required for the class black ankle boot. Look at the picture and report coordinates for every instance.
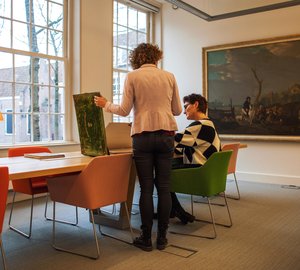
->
[156,229,168,250]
[174,209,188,224]
[133,228,153,252]
[184,212,195,223]
[174,209,195,224]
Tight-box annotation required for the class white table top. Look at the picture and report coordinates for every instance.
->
[0,151,94,180]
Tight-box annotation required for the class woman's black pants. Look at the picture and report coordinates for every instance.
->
[133,131,174,232]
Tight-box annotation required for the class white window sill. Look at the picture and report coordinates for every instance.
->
[0,141,80,151]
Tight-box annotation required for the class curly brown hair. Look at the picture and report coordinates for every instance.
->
[129,43,163,70]
[183,93,207,113]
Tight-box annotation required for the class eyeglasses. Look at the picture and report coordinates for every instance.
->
[183,103,191,110]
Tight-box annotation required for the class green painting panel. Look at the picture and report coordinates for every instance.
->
[73,92,108,156]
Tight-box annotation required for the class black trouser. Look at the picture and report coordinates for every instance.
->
[133,131,174,232]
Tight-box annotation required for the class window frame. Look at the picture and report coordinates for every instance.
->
[112,0,153,123]
[0,0,68,145]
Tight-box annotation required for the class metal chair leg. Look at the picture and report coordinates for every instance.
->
[170,193,232,239]
[100,202,140,216]
[193,195,226,206]
[112,204,117,215]
[206,198,217,239]
[190,195,194,215]
[0,235,7,270]
[8,192,33,238]
[196,193,233,228]
[170,197,217,239]
[226,173,241,200]
[124,202,135,242]
[130,202,140,215]
[52,202,100,260]
[45,193,78,226]
[100,203,119,215]
[100,202,135,244]
[223,193,233,227]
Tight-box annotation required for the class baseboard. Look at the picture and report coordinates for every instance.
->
[7,172,299,205]
[231,172,300,186]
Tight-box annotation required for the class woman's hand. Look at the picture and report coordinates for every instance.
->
[94,96,107,108]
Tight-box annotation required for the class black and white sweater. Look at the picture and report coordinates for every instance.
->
[174,119,221,165]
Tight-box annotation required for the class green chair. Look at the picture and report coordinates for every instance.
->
[170,150,233,239]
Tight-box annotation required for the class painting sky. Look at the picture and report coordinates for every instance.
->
[207,38,300,107]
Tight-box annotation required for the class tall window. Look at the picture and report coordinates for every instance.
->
[113,0,150,123]
[0,0,66,145]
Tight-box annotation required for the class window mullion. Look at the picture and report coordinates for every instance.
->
[112,0,151,123]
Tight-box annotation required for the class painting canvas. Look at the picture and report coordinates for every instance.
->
[203,35,300,141]
[73,92,108,156]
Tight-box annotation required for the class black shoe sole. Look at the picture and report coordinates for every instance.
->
[133,242,153,252]
[174,211,195,224]
[157,244,167,250]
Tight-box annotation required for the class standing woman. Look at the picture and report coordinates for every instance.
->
[94,43,182,251]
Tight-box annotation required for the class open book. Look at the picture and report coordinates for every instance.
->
[24,152,66,159]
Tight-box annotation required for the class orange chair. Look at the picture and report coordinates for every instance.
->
[0,167,9,270]
[47,153,135,259]
[8,146,78,238]
[222,143,241,200]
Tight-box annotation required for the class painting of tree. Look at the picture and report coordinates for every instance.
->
[203,35,300,140]
[73,92,108,157]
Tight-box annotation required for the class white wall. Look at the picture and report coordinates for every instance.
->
[80,0,113,126]
[161,4,300,185]
[2,1,299,186]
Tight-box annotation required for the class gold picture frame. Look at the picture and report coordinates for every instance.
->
[203,34,300,141]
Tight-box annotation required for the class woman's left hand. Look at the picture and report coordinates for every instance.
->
[94,96,107,108]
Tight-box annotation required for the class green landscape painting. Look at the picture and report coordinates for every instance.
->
[73,92,108,156]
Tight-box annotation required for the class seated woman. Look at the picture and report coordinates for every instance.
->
[171,93,221,224]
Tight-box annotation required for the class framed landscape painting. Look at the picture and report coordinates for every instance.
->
[203,35,300,141]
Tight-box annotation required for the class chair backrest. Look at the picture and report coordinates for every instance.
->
[0,167,9,234]
[8,146,51,193]
[171,150,233,197]
[222,143,240,174]
[8,146,51,157]
[47,153,133,209]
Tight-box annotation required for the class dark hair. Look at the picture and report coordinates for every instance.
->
[129,43,163,70]
[183,93,207,113]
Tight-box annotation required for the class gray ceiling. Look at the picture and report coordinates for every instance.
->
[163,0,300,21]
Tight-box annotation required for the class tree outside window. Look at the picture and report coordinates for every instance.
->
[0,0,66,144]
